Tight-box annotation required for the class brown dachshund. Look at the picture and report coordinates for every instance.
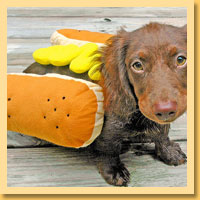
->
[24,22,187,186]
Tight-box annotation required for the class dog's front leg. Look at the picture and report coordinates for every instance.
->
[153,125,187,166]
[96,154,130,186]
[92,116,131,186]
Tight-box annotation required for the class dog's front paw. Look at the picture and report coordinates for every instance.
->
[97,159,130,186]
[156,141,187,166]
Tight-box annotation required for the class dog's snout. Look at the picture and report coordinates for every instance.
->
[154,101,177,121]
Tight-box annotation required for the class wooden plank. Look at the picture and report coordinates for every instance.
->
[7,17,187,39]
[7,146,109,187]
[7,39,50,53]
[7,65,31,73]
[8,57,34,66]
[7,141,187,187]
[7,39,50,66]
[169,113,187,141]
[7,131,54,148]
[7,7,187,18]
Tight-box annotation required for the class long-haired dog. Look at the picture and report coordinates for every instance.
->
[24,23,187,186]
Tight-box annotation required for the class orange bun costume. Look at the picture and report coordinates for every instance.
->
[50,29,113,47]
[7,73,104,148]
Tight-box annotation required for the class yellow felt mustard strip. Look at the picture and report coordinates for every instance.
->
[88,62,102,81]
[32,43,102,80]
[49,44,79,66]
[33,43,99,67]
[33,44,80,66]
[78,43,99,56]
[70,53,101,74]
[33,46,54,65]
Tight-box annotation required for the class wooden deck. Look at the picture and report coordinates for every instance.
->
[7,7,187,187]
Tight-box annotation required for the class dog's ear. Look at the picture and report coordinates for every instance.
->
[103,29,134,97]
[181,24,187,41]
[182,24,187,32]
[100,29,137,115]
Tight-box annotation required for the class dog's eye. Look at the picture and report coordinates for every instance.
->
[131,61,143,71]
[176,56,186,66]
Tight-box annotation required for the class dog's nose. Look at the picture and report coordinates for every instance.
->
[154,101,177,121]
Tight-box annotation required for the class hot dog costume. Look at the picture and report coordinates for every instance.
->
[7,29,113,148]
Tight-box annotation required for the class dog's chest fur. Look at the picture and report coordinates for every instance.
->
[110,111,170,142]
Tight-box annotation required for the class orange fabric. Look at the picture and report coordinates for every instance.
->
[7,74,99,148]
[57,29,113,43]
